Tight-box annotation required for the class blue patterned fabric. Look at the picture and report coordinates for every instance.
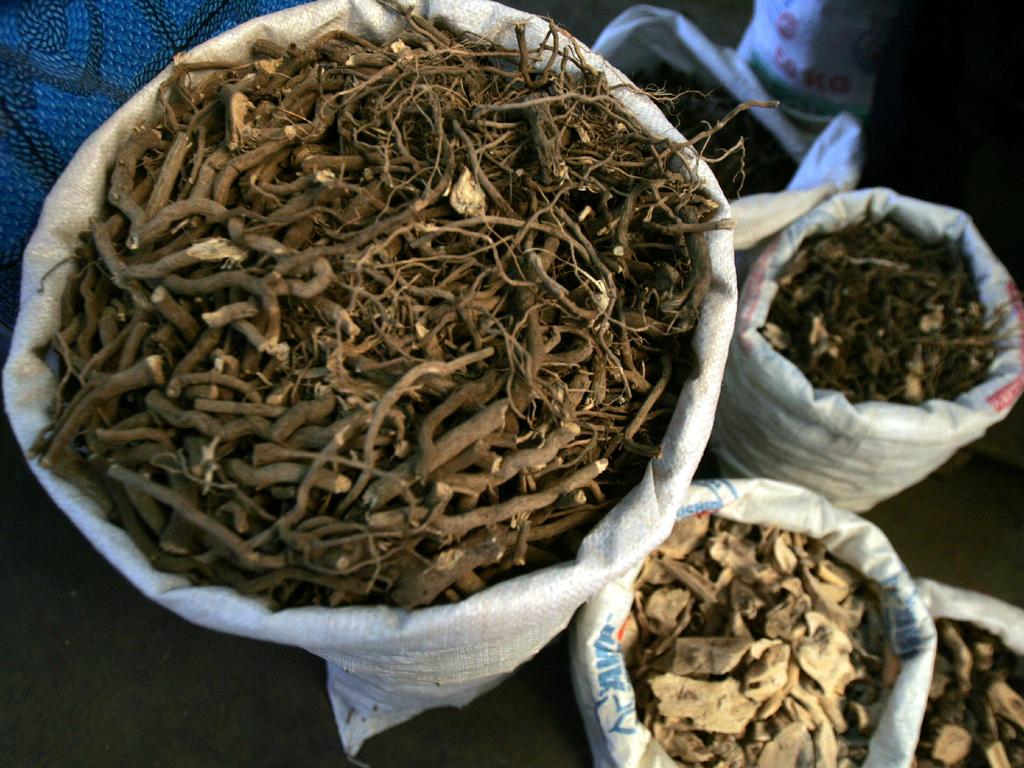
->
[0,0,308,327]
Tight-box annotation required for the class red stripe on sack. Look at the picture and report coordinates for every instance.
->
[986,281,1024,411]
[739,241,778,354]
[616,617,628,643]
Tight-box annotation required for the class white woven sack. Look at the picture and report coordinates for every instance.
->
[592,4,863,251]
[737,0,896,124]
[1,0,737,754]
[714,188,1024,512]
[917,580,1024,657]
[915,580,1024,759]
[570,478,937,768]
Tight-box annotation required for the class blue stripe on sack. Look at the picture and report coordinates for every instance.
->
[592,615,637,737]
[677,479,740,518]
[677,499,723,518]
[878,574,934,659]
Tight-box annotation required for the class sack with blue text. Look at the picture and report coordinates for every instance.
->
[570,479,936,768]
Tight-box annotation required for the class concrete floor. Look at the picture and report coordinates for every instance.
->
[3,1,1022,766]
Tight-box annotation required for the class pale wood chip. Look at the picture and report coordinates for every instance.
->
[649,675,759,735]
[672,636,752,676]
[931,723,972,765]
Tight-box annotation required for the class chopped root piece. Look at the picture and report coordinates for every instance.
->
[918,619,1024,767]
[629,517,892,766]
[762,219,1000,405]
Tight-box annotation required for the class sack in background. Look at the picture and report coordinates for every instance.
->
[1,0,738,753]
[737,0,898,124]
[570,478,937,768]
[592,4,863,251]
[915,580,1024,759]
[917,579,1024,657]
[714,188,1024,512]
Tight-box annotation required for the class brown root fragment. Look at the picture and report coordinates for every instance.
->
[150,286,200,341]
[392,527,513,609]
[108,463,284,570]
[166,371,261,401]
[43,356,166,468]
[109,128,165,247]
[430,459,607,536]
[145,131,192,218]
[269,391,337,444]
[122,238,247,281]
[364,397,510,510]
[223,459,351,494]
[192,399,285,417]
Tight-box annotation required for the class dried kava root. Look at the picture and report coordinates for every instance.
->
[916,620,1024,767]
[632,65,795,199]
[35,6,728,610]
[626,515,898,767]
[761,218,1000,405]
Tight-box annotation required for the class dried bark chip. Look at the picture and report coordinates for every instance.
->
[813,717,839,768]
[658,557,719,605]
[847,700,874,735]
[764,593,811,641]
[795,611,858,700]
[649,674,759,735]
[772,532,799,574]
[447,166,486,218]
[756,721,815,768]
[973,637,997,673]
[931,723,973,765]
[659,514,710,560]
[919,619,1024,768]
[816,560,857,598]
[984,739,1012,768]
[711,531,775,585]
[940,620,975,694]
[790,678,846,734]
[640,557,681,587]
[988,679,1024,731]
[729,579,766,620]
[743,641,791,702]
[761,322,789,352]
[629,517,890,766]
[654,725,716,763]
[709,734,745,767]
[671,636,752,676]
[646,587,692,636]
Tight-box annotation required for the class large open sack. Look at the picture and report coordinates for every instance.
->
[737,0,896,124]
[714,188,1024,512]
[571,478,936,768]
[1,0,737,754]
